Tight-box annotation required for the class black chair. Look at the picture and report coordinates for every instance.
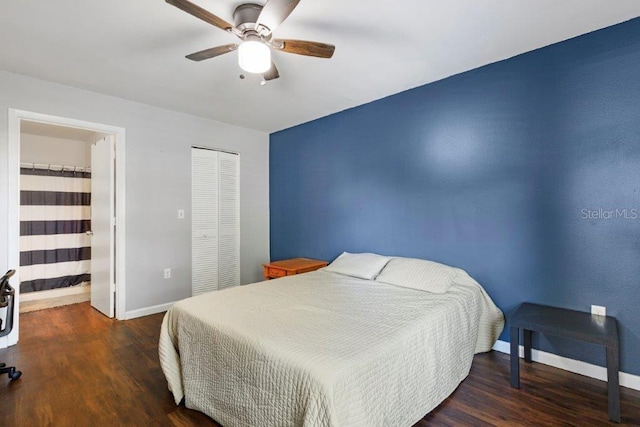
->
[0,269,22,381]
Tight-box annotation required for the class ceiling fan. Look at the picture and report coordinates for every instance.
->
[166,0,335,83]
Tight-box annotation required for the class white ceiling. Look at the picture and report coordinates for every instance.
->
[2,1,639,133]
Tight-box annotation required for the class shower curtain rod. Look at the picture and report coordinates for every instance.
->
[20,162,91,172]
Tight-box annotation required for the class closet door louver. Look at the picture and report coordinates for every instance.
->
[191,149,219,296]
[191,148,240,296]
[217,152,240,290]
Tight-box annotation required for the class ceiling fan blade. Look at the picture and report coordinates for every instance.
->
[186,43,238,61]
[255,0,300,35]
[166,0,233,31]
[274,39,335,58]
[263,61,280,81]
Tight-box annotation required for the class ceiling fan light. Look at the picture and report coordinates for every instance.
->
[238,41,271,74]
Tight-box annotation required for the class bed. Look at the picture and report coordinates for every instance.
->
[159,254,504,426]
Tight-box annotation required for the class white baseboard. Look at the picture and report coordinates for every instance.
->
[124,301,176,320]
[493,339,640,391]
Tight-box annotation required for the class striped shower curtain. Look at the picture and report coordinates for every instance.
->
[20,166,92,293]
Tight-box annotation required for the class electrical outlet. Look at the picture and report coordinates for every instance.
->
[591,305,606,316]
[164,268,171,279]
[178,209,185,219]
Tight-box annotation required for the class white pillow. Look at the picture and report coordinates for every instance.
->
[375,257,457,293]
[324,252,392,280]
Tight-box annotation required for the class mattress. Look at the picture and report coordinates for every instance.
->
[159,269,504,427]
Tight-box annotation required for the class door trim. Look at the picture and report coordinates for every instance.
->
[5,109,126,346]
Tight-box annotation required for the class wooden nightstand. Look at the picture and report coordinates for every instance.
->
[262,258,328,280]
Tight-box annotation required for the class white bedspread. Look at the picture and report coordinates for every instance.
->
[159,269,504,427]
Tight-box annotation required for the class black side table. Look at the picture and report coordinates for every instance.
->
[509,302,620,423]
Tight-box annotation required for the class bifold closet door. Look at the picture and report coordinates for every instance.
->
[191,148,240,296]
[217,151,239,290]
[192,148,219,295]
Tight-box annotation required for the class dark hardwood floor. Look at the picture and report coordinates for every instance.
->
[1,302,638,426]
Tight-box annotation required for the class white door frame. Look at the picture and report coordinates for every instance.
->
[4,109,126,346]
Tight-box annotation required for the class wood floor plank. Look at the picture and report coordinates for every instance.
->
[0,302,638,426]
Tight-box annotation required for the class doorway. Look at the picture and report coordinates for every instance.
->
[3,109,126,348]
[19,122,102,312]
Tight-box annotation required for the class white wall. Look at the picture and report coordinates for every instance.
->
[0,70,270,313]
[20,133,91,167]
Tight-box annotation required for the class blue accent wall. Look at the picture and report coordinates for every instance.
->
[270,18,640,376]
